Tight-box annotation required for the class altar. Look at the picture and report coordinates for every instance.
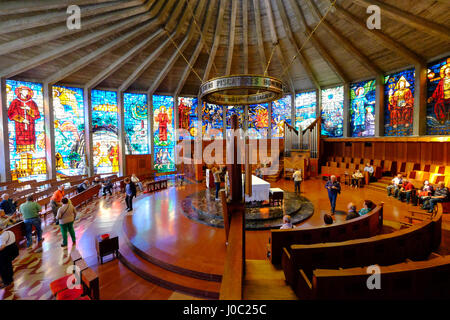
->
[243,174,270,202]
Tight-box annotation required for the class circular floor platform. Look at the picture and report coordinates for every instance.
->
[181,189,314,230]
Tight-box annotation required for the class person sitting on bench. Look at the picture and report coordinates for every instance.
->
[422,182,449,213]
[398,178,415,204]
[358,200,376,216]
[0,194,17,216]
[387,174,403,198]
[346,203,360,221]
[351,169,364,188]
[102,178,113,196]
[77,180,89,194]
[280,215,294,229]
[415,180,434,207]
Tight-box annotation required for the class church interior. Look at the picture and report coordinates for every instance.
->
[0,0,449,303]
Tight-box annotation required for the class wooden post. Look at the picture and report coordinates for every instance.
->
[43,82,56,179]
[0,78,11,182]
[375,74,385,137]
[413,63,427,136]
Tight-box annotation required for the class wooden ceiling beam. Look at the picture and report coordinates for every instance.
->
[174,0,217,97]
[275,0,323,89]
[147,0,208,94]
[46,1,176,85]
[0,0,165,79]
[118,0,192,92]
[333,3,426,66]
[253,0,267,74]
[225,0,238,76]
[0,0,157,56]
[242,0,249,74]
[288,0,348,84]
[352,0,450,41]
[263,0,295,92]
[305,0,383,76]
[0,0,144,34]
[0,0,114,15]
[202,0,228,81]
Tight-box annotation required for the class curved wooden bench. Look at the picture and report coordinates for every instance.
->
[282,211,442,292]
[269,203,384,265]
[295,254,450,300]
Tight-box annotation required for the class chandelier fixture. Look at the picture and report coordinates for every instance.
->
[199,74,285,105]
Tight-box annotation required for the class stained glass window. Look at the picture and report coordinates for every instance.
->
[153,95,175,173]
[91,89,119,174]
[6,80,46,181]
[53,85,85,177]
[247,103,269,139]
[321,86,344,137]
[384,68,415,136]
[202,102,223,140]
[178,97,198,140]
[426,56,450,135]
[124,93,149,155]
[350,79,376,137]
[271,95,292,138]
[226,105,244,137]
[295,91,316,131]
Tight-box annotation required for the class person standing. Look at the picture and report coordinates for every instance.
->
[131,174,143,192]
[325,175,341,215]
[213,168,221,201]
[293,169,303,194]
[0,226,18,288]
[124,178,137,212]
[363,163,375,182]
[50,186,65,225]
[56,198,76,247]
[102,178,113,196]
[19,195,43,248]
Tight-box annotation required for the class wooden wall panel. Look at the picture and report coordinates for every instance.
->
[125,154,153,176]
[322,140,450,166]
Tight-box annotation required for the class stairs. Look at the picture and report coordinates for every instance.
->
[118,242,221,299]
[365,176,392,193]
[243,260,297,300]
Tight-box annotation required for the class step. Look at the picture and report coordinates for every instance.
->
[243,260,297,300]
[118,242,221,299]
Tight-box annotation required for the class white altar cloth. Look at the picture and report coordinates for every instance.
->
[243,174,270,202]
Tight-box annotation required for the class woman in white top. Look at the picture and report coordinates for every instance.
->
[0,226,17,288]
[131,174,143,192]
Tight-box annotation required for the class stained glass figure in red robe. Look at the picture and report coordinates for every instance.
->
[156,105,169,141]
[388,76,414,128]
[428,59,450,124]
[178,98,190,130]
[8,86,41,153]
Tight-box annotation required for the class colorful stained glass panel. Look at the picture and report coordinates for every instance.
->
[321,86,344,137]
[153,95,175,173]
[350,79,376,137]
[91,89,119,174]
[271,95,292,138]
[178,97,198,140]
[53,85,86,177]
[202,103,223,140]
[295,91,316,131]
[124,93,149,155]
[6,80,46,181]
[247,103,269,139]
[384,68,415,136]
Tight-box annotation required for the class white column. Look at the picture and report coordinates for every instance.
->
[43,83,56,179]
[0,78,11,182]
[117,91,126,176]
[83,88,94,177]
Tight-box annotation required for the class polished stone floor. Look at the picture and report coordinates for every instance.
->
[181,189,314,229]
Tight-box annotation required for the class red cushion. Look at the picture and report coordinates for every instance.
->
[56,288,83,300]
[50,275,74,295]
[77,295,91,300]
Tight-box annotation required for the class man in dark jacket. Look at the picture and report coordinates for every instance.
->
[423,182,449,213]
[325,175,341,215]
[346,203,360,221]
[124,178,137,212]
[76,180,89,194]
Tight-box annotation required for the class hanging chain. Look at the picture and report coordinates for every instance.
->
[164,29,204,83]
[184,0,218,75]
[280,0,337,77]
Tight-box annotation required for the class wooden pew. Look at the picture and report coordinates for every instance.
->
[269,204,384,265]
[303,255,450,300]
[282,211,442,290]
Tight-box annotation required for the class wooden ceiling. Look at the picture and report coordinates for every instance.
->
[0,0,449,96]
